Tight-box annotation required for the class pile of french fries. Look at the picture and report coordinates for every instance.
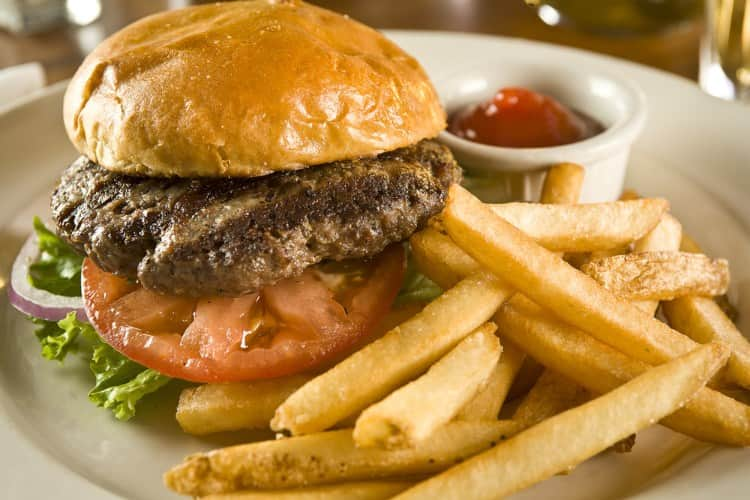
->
[164,163,750,500]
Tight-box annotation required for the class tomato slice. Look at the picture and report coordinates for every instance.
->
[81,245,406,383]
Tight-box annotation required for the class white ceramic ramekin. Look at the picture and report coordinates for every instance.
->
[437,58,647,203]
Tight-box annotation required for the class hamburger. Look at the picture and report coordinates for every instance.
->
[41,0,460,392]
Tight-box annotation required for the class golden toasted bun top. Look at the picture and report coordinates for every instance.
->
[63,0,446,177]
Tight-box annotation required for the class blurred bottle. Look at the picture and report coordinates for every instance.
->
[700,0,750,101]
[526,0,702,34]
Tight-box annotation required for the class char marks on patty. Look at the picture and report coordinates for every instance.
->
[52,139,461,296]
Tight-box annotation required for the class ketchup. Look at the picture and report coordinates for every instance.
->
[449,87,603,148]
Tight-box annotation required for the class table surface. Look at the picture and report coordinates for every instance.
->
[0,0,702,85]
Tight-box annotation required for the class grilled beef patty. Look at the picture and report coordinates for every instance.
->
[52,139,461,296]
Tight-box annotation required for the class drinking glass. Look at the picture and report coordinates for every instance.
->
[700,0,750,102]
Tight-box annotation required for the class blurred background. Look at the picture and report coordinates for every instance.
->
[0,0,746,101]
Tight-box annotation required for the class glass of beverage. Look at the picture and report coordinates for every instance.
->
[701,0,750,102]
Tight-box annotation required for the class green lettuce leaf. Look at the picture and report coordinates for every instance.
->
[30,312,90,362]
[395,248,442,305]
[89,368,171,421]
[89,341,144,391]
[29,312,172,421]
[28,217,83,297]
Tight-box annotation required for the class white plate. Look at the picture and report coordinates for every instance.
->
[0,31,749,500]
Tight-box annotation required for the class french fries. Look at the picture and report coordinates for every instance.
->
[506,357,544,401]
[678,229,739,320]
[412,198,669,288]
[410,227,478,289]
[394,343,729,500]
[512,370,589,429]
[354,324,501,448]
[658,230,750,388]
[581,251,730,301]
[539,162,584,205]
[177,375,312,435]
[411,200,670,290]
[663,296,750,389]
[442,185,704,367]
[524,162,589,433]
[165,420,521,496]
[633,213,682,253]
[496,295,750,445]
[487,198,668,252]
[199,481,413,500]
[456,340,525,421]
[629,213,682,313]
[272,271,513,435]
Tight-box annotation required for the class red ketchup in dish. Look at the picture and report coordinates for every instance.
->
[449,87,604,148]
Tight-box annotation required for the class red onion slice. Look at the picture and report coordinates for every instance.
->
[8,232,86,322]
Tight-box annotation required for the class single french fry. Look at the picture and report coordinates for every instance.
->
[272,271,513,435]
[581,251,729,301]
[663,296,750,389]
[199,481,413,500]
[443,185,700,368]
[353,324,500,449]
[394,343,728,500]
[164,420,521,496]
[512,370,589,429]
[633,213,682,253]
[457,341,525,421]
[372,302,426,339]
[496,296,750,446]
[487,198,668,252]
[177,375,312,435]
[539,163,584,205]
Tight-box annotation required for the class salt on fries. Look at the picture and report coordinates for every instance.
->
[394,343,728,500]
[581,251,729,301]
[165,420,521,495]
[166,162,750,499]
[271,271,512,435]
[354,323,500,448]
